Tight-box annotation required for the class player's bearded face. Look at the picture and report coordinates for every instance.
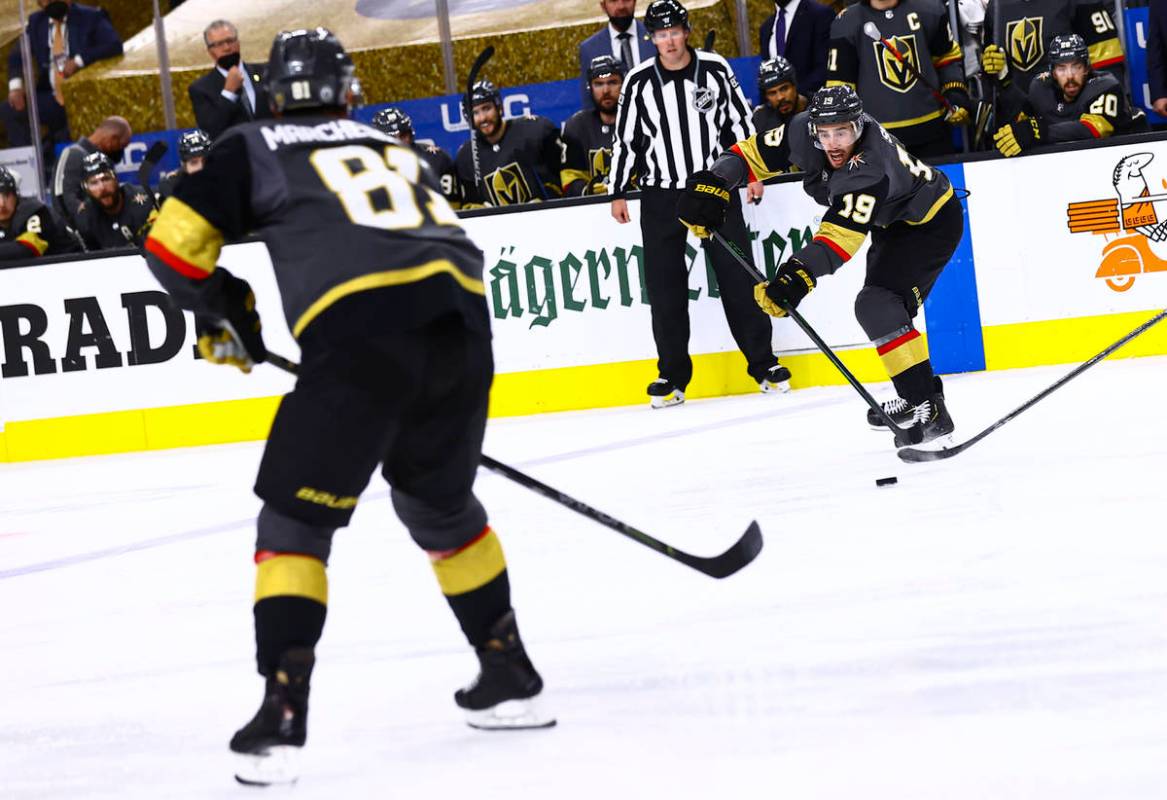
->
[591,75,622,113]
[84,173,119,208]
[816,122,858,168]
[0,191,16,223]
[766,82,798,116]
[473,102,501,137]
[1053,60,1088,101]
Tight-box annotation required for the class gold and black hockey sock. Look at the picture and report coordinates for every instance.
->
[252,551,328,676]
[875,327,934,404]
[429,526,512,648]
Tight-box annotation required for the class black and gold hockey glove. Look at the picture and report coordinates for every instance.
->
[754,259,816,318]
[981,44,1008,82]
[994,116,1045,158]
[195,268,266,374]
[677,170,731,239]
[942,84,973,126]
[585,174,609,196]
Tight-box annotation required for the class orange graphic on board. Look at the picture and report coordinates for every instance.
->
[1066,152,1167,292]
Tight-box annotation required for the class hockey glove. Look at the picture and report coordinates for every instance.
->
[981,44,1008,81]
[677,170,731,239]
[195,268,266,374]
[942,86,972,126]
[993,116,1045,158]
[754,259,816,318]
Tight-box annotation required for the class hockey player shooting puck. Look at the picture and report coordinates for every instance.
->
[875,476,898,487]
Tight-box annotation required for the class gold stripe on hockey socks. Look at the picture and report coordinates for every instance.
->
[429,526,507,596]
[876,328,929,377]
[255,552,328,605]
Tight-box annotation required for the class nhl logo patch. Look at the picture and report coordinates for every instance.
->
[692,87,714,113]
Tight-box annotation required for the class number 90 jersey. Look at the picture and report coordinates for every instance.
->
[729,111,953,278]
[145,117,488,340]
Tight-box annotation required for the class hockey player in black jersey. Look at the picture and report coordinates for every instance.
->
[371,106,461,207]
[0,166,73,261]
[991,33,1147,157]
[828,0,972,158]
[678,86,963,443]
[751,56,805,173]
[562,54,625,196]
[75,152,157,251]
[143,28,552,787]
[454,79,564,206]
[982,0,1125,95]
[157,129,211,203]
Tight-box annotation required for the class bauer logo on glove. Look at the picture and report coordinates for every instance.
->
[677,169,732,239]
[754,259,816,317]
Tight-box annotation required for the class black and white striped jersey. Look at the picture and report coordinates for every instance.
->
[609,47,755,197]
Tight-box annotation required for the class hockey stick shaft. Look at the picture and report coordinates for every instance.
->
[862,22,952,111]
[703,30,716,52]
[898,308,1167,463]
[263,351,763,578]
[710,231,922,446]
[466,45,494,189]
[137,141,168,187]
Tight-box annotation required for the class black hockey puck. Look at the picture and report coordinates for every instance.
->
[875,476,898,487]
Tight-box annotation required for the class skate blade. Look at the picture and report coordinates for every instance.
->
[233,746,300,786]
[649,392,685,409]
[911,432,955,451]
[464,697,557,731]
[759,379,791,394]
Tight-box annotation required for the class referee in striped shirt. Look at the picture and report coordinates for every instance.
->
[609,0,790,409]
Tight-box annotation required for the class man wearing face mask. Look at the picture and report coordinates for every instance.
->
[578,0,656,108]
[3,0,123,148]
[188,19,271,140]
[51,114,131,231]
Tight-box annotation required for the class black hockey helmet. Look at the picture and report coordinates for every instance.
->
[588,54,626,83]
[266,27,356,113]
[644,0,689,32]
[1048,33,1089,68]
[371,107,414,138]
[807,85,865,145]
[178,129,211,162]
[0,165,17,195]
[80,151,116,184]
[757,56,797,94]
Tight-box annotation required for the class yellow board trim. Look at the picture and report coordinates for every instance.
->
[148,196,224,275]
[255,554,328,604]
[292,259,486,338]
[430,528,507,596]
[982,310,1167,371]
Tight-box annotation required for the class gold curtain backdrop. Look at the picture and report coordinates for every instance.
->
[61,0,741,135]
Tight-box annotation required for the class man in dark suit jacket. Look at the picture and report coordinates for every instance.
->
[188,19,271,140]
[759,0,834,95]
[3,0,123,147]
[578,0,656,107]
[1148,0,1167,120]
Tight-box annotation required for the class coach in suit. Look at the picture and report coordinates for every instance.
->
[188,19,271,140]
[759,0,834,95]
[3,0,123,147]
[578,0,656,107]
[1148,0,1167,119]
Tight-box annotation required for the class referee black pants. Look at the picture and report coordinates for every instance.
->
[638,187,778,391]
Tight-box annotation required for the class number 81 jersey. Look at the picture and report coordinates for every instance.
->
[146,117,488,339]
[730,111,953,278]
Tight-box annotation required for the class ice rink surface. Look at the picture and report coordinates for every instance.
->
[3,356,1167,799]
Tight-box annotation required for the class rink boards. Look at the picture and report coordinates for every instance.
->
[2,138,1167,462]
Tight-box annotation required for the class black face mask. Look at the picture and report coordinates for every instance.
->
[610,13,634,32]
[45,1,68,20]
[216,52,241,70]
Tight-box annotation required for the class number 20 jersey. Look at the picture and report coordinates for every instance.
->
[146,117,489,339]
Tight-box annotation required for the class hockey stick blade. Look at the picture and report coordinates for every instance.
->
[897,308,1167,463]
[137,141,168,187]
[262,353,762,578]
[480,455,763,579]
[709,231,924,447]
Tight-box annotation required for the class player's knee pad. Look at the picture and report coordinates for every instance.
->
[256,504,337,564]
[391,488,488,553]
[854,285,913,341]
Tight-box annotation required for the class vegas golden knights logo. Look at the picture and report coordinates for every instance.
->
[1007,16,1044,72]
[871,35,920,94]
[487,162,532,206]
[588,147,612,179]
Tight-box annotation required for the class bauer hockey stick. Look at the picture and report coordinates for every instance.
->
[466,45,495,190]
[711,231,925,447]
[897,308,1167,463]
[862,22,954,114]
[263,352,764,578]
